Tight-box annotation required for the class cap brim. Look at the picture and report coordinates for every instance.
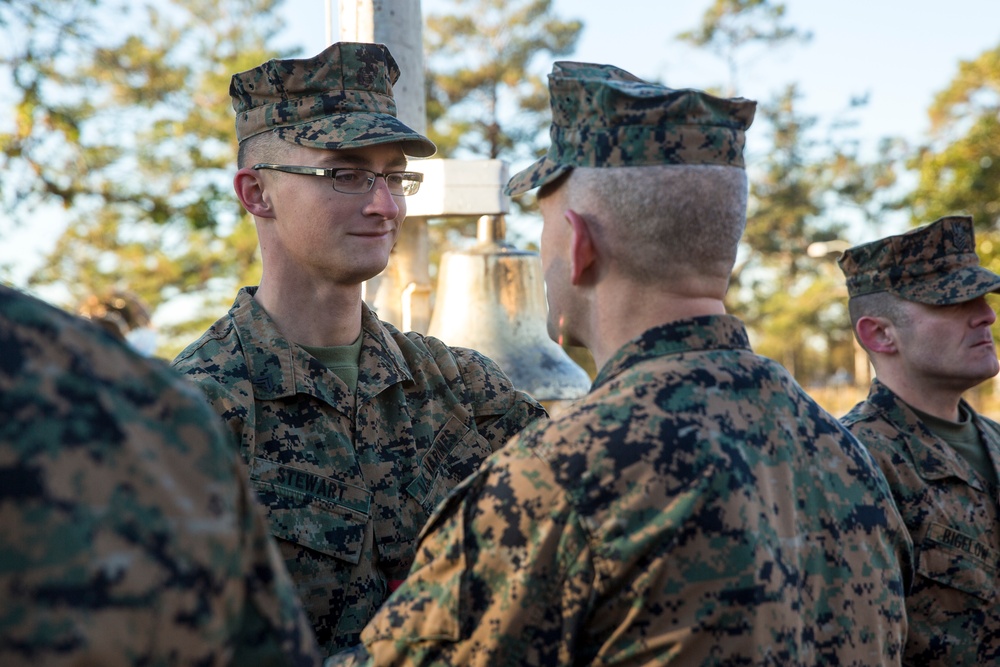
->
[896,265,1000,305]
[505,156,572,197]
[275,112,436,158]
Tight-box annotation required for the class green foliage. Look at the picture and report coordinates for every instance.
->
[670,0,921,387]
[0,0,288,352]
[677,0,810,94]
[424,0,581,162]
[731,86,844,377]
[736,86,902,383]
[907,43,1000,229]
[680,2,892,387]
[422,0,582,243]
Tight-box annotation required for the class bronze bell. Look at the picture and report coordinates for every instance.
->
[428,215,591,403]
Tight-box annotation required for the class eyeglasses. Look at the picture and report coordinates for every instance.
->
[252,163,423,196]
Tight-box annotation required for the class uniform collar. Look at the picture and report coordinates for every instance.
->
[593,314,751,389]
[866,378,983,486]
[230,287,412,411]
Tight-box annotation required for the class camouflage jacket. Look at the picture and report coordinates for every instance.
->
[171,286,545,653]
[342,314,913,666]
[0,285,321,667]
[842,379,1000,666]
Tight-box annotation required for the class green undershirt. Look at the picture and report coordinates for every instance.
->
[299,333,363,397]
[912,403,999,491]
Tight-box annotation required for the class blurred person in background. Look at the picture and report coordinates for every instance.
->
[77,289,158,356]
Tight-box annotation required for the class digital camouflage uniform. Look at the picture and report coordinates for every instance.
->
[171,43,545,652]
[505,61,756,197]
[843,380,1000,665]
[347,316,913,666]
[330,62,914,666]
[0,284,321,667]
[838,216,1000,665]
[172,287,545,652]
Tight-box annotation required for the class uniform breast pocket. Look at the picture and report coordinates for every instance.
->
[248,458,372,564]
[406,414,493,515]
[919,522,998,603]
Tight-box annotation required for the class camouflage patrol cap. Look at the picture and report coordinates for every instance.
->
[505,61,756,196]
[838,215,1000,305]
[230,42,435,157]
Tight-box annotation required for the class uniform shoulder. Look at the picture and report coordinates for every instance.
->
[1,286,230,463]
[394,328,518,399]
[171,314,238,369]
[839,398,880,428]
[839,400,909,459]
[3,287,173,391]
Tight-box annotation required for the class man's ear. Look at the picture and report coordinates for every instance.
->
[565,209,596,285]
[234,167,275,219]
[856,315,897,354]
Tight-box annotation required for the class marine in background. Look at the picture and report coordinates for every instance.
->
[839,216,1000,665]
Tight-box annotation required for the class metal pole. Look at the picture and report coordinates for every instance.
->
[338,0,426,134]
[338,0,431,331]
[325,0,333,45]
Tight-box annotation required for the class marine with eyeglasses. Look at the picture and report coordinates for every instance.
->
[171,42,546,654]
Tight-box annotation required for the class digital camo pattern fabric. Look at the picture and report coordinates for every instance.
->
[842,379,1000,666]
[0,285,321,667]
[171,286,546,653]
[506,61,756,196]
[230,42,435,157]
[837,215,1000,305]
[341,314,913,666]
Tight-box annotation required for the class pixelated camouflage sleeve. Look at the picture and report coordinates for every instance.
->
[232,455,327,665]
[172,337,255,456]
[350,437,594,666]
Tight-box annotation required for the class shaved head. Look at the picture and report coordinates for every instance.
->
[564,164,748,284]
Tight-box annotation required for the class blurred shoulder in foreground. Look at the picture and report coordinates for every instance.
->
[0,284,322,667]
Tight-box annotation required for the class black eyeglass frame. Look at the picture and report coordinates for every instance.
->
[252,163,424,196]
